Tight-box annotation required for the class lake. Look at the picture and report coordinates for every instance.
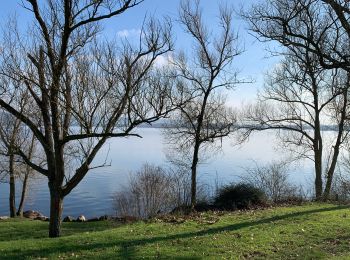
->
[0,128,315,218]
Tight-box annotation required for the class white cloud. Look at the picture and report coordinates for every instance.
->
[154,53,174,68]
[116,28,141,38]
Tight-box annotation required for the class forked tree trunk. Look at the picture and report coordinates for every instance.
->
[48,184,63,238]
[9,154,16,218]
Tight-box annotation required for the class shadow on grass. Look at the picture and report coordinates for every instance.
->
[1,205,349,259]
[0,220,116,242]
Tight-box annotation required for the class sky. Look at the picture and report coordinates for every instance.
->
[0,0,280,107]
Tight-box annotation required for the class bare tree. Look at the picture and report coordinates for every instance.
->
[164,0,241,210]
[16,133,38,217]
[242,50,349,200]
[243,0,350,200]
[0,0,183,237]
[245,0,350,71]
[0,110,38,217]
[0,114,22,217]
[0,81,38,217]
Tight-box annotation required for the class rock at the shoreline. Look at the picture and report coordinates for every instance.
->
[23,210,47,220]
[35,216,49,221]
[7,211,110,222]
[76,215,86,222]
[2,212,112,222]
[63,216,75,222]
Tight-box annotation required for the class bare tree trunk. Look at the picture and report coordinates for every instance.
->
[17,135,35,217]
[314,149,323,200]
[323,145,342,200]
[9,153,16,218]
[190,143,200,210]
[323,153,339,200]
[48,183,63,238]
[17,172,29,217]
[314,109,323,201]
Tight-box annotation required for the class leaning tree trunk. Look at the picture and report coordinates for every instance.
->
[48,183,63,238]
[323,88,347,200]
[323,146,341,200]
[9,153,16,218]
[17,172,29,217]
[17,135,35,217]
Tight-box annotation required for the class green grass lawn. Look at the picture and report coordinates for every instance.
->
[1,203,350,259]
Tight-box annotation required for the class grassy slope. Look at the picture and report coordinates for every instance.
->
[1,203,350,259]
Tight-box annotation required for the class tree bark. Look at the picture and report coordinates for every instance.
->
[314,149,323,200]
[190,143,200,210]
[323,136,343,201]
[323,145,341,200]
[48,184,63,238]
[17,135,35,217]
[323,88,348,200]
[17,172,29,217]
[314,109,323,201]
[9,153,16,218]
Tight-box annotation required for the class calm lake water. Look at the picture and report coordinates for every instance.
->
[0,128,315,218]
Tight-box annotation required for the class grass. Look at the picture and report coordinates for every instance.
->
[1,203,350,259]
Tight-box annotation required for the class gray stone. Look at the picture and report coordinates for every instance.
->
[63,216,74,222]
[34,216,49,221]
[23,210,45,219]
[76,215,86,222]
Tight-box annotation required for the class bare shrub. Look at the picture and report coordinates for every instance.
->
[166,162,212,208]
[113,164,174,219]
[330,148,350,202]
[166,166,191,209]
[329,173,350,202]
[241,161,303,203]
[113,163,213,218]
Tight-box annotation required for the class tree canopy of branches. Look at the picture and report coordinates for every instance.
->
[0,0,183,237]
[243,0,350,200]
[164,0,241,209]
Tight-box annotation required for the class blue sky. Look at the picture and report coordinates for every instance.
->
[0,0,280,107]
